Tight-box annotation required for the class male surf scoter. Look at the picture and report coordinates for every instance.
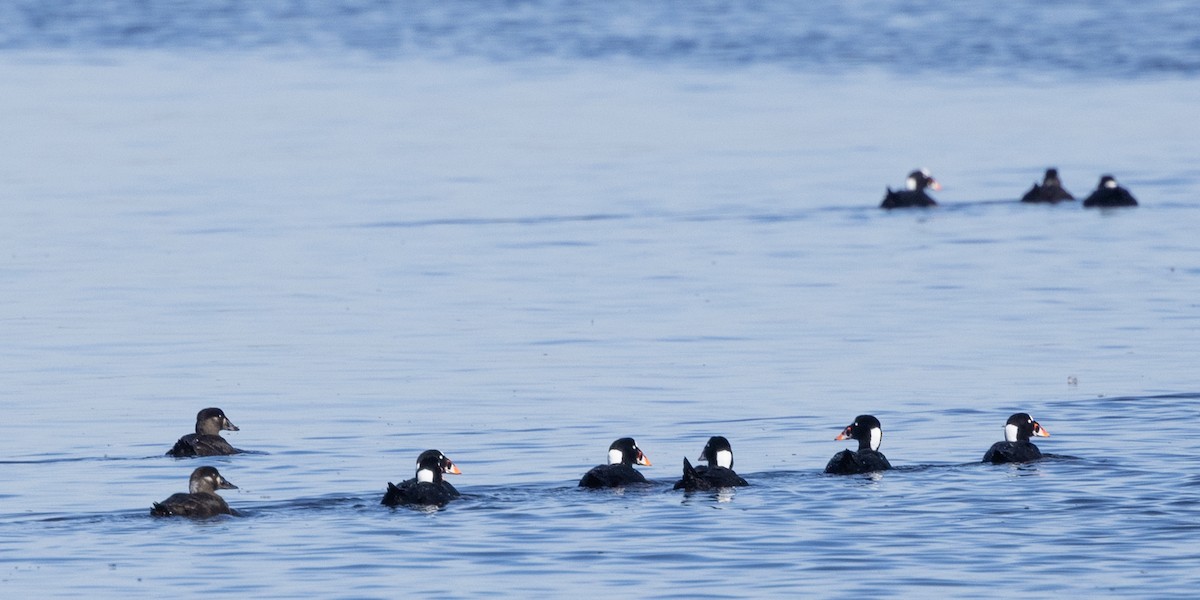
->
[166,407,244,457]
[881,169,940,209]
[825,414,893,475]
[983,412,1050,464]
[1021,168,1075,202]
[674,435,749,491]
[382,449,462,507]
[150,466,238,518]
[1083,175,1138,207]
[579,437,651,488]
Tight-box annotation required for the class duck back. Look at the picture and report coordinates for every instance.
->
[983,441,1043,464]
[150,492,234,518]
[382,479,461,507]
[1083,187,1138,207]
[579,464,647,488]
[166,433,243,457]
[881,188,937,209]
[675,461,748,491]
[1021,183,1074,202]
[824,449,892,475]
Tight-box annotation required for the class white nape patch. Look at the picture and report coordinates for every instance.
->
[608,448,624,465]
[417,468,435,483]
[715,449,733,469]
[869,427,883,451]
[905,176,918,190]
[1004,423,1019,442]
[1104,178,1118,188]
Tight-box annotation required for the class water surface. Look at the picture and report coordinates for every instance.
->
[2,2,1200,598]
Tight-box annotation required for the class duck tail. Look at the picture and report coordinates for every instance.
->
[682,457,699,483]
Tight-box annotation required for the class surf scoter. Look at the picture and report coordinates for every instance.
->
[150,466,238,518]
[579,437,651,488]
[382,449,463,507]
[983,412,1050,464]
[881,169,940,209]
[1083,174,1138,207]
[1021,168,1075,202]
[825,414,893,475]
[166,407,244,457]
[674,435,748,491]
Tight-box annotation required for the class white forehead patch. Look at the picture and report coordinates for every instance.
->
[1005,423,1019,442]
[608,448,624,465]
[868,427,883,451]
[715,449,733,469]
[417,468,435,483]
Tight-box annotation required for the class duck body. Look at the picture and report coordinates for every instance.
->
[673,436,748,491]
[151,491,235,518]
[382,449,462,507]
[881,189,937,209]
[580,464,648,488]
[824,448,892,475]
[674,458,748,491]
[1083,175,1138,207]
[1021,168,1075,202]
[151,466,238,518]
[382,479,460,507]
[166,407,243,457]
[983,413,1049,464]
[579,437,651,489]
[825,414,892,475]
[983,441,1043,464]
[881,169,940,209]
[167,433,241,457]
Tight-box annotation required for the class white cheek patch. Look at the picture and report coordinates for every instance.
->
[608,449,623,465]
[1005,423,1019,443]
[869,427,883,451]
[715,449,733,469]
[417,468,435,483]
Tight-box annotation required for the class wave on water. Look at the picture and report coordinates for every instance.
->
[2,0,1199,77]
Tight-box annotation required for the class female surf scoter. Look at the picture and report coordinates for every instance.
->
[150,466,238,518]
[166,407,244,457]
[674,435,749,491]
[1083,175,1138,207]
[579,437,651,488]
[881,169,940,209]
[825,415,892,475]
[983,413,1049,464]
[1021,168,1075,202]
[382,449,463,507]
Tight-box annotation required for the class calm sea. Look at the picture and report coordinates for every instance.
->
[2,1,1199,598]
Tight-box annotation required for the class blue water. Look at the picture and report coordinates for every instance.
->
[2,2,1200,598]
